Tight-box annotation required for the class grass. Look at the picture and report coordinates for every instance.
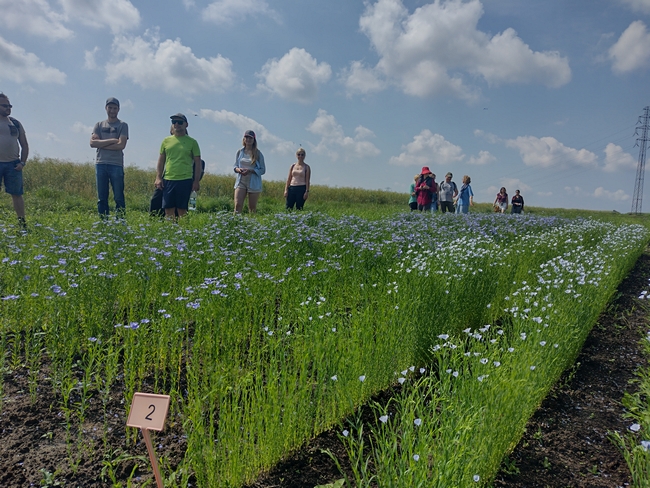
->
[612,294,650,488]
[3,157,647,221]
[0,157,649,487]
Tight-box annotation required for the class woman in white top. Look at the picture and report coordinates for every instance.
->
[284,148,311,210]
[233,130,266,214]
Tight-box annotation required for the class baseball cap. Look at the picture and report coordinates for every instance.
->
[244,130,256,140]
[170,113,188,123]
[105,97,120,107]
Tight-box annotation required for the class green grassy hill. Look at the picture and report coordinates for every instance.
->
[0,157,645,223]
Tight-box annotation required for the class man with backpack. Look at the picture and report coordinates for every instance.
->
[0,93,29,230]
[438,172,458,213]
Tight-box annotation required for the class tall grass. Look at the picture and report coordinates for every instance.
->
[0,157,649,487]
[612,289,650,488]
[5,157,646,220]
[337,220,647,486]
[7,157,406,216]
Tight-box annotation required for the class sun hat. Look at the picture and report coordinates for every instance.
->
[421,166,432,175]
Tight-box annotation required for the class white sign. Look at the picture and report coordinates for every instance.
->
[126,393,170,431]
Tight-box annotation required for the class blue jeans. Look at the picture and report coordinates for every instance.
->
[0,160,23,195]
[96,164,125,216]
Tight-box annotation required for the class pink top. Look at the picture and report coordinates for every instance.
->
[289,163,309,186]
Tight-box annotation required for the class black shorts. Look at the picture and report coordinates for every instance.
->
[162,179,193,210]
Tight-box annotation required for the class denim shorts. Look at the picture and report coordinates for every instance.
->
[0,160,24,195]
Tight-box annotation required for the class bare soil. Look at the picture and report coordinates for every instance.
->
[2,252,649,487]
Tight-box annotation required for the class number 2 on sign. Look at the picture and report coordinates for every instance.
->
[126,393,170,431]
[145,404,155,421]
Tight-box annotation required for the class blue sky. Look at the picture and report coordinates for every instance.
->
[1,0,649,211]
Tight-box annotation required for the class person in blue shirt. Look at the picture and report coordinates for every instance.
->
[233,130,266,214]
[455,175,474,214]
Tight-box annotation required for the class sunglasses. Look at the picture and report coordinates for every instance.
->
[244,135,254,139]
[0,104,12,108]
[171,120,185,125]
[297,153,305,156]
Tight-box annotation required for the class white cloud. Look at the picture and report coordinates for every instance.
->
[500,179,531,193]
[468,150,495,165]
[120,99,134,110]
[565,185,630,202]
[0,0,73,40]
[486,180,530,198]
[343,0,570,99]
[0,36,66,84]
[45,132,60,142]
[200,109,294,154]
[593,187,630,201]
[505,135,598,168]
[107,32,235,95]
[474,129,501,144]
[257,48,332,103]
[609,21,650,73]
[619,0,650,14]
[203,0,281,24]
[389,130,464,167]
[307,109,380,161]
[60,0,140,34]
[603,143,637,172]
[72,122,93,134]
[340,61,386,96]
[84,47,100,70]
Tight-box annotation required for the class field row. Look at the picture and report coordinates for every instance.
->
[0,211,647,486]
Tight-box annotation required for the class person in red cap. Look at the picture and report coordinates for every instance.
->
[233,130,266,214]
[415,166,437,212]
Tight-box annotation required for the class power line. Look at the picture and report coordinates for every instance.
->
[631,106,650,214]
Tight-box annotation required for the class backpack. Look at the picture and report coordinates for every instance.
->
[418,175,436,195]
[7,117,21,137]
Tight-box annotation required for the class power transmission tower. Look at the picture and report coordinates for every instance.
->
[631,106,650,214]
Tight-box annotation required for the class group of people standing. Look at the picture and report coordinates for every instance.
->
[409,167,474,214]
[90,98,312,219]
[0,94,314,227]
[407,166,525,215]
[493,187,525,214]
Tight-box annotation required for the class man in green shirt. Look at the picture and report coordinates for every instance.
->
[154,113,201,219]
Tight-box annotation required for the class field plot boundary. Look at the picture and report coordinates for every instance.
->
[0,212,648,487]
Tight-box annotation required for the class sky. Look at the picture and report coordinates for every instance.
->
[1,0,650,212]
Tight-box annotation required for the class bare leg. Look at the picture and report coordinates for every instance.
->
[177,208,188,218]
[165,208,177,221]
[234,188,247,214]
[11,195,25,218]
[248,192,260,213]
